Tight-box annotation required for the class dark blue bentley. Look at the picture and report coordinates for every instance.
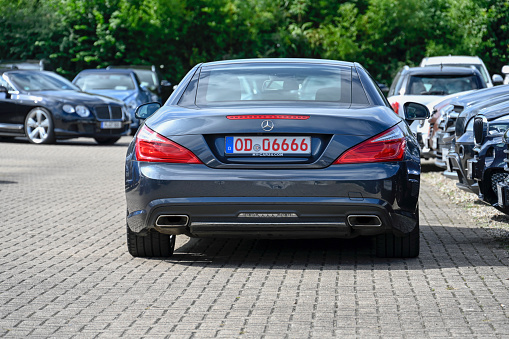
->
[0,69,130,144]
[124,59,429,258]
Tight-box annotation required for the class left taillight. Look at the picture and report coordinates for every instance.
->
[391,102,399,115]
[333,125,406,164]
[135,125,202,163]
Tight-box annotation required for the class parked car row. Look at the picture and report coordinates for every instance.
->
[388,55,509,161]
[386,55,509,216]
[0,62,173,144]
[425,83,509,215]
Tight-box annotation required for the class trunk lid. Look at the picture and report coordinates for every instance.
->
[146,104,402,169]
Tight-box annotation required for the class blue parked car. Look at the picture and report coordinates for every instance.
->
[446,93,509,193]
[73,69,152,135]
[124,58,430,258]
[469,103,509,214]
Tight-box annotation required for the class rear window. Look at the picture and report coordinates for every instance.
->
[406,75,481,95]
[189,64,356,106]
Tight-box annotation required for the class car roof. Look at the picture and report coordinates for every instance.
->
[403,66,482,76]
[76,69,137,75]
[201,58,355,67]
[107,65,156,71]
[0,69,51,75]
[421,55,482,65]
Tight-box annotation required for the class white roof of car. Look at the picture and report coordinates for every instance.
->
[420,55,482,66]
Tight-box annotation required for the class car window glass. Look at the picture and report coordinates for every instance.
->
[195,64,353,106]
[9,72,78,91]
[424,64,488,84]
[75,73,135,91]
[406,75,481,95]
[134,70,157,88]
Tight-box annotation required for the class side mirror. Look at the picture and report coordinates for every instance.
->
[0,86,10,99]
[135,102,161,119]
[492,74,504,84]
[502,65,509,74]
[403,102,430,120]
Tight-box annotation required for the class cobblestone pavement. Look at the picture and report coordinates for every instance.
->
[1,137,508,338]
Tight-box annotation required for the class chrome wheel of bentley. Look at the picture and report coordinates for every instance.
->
[25,108,55,144]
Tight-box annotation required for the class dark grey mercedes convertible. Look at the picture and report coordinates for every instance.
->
[125,58,429,258]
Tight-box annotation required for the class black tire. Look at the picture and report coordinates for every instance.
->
[126,225,175,257]
[94,136,121,145]
[24,107,55,144]
[376,223,420,258]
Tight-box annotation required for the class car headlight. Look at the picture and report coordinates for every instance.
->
[62,104,75,114]
[75,105,90,117]
[488,122,509,136]
[126,99,138,111]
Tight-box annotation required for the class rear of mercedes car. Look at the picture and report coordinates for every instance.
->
[125,59,426,258]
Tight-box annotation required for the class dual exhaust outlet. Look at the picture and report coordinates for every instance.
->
[155,214,381,229]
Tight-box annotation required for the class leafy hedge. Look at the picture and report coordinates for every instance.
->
[1,0,508,85]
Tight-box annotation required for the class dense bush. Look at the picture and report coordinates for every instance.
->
[1,0,508,85]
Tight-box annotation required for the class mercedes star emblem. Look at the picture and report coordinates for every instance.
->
[261,120,274,131]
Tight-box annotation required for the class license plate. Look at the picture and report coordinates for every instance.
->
[441,147,449,161]
[498,184,504,207]
[467,159,475,180]
[101,121,122,129]
[225,136,311,156]
[446,156,452,172]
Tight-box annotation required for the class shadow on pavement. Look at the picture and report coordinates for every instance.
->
[156,224,508,269]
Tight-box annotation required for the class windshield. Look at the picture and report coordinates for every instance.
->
[8,71,79,91]
[424,63,488,84]
[192,64,353,106]
[406,75,481,95]
[74,73,135,91]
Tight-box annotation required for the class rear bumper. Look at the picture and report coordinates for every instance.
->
[125,161,420,239]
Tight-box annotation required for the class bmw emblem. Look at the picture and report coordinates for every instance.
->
[261,120,274,131]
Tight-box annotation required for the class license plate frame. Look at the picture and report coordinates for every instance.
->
[101,121,122,129]
[225,136,311,156]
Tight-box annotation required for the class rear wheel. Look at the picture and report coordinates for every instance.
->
[126,225,175,257]
[376,223,420,258]
[94,136,120,145]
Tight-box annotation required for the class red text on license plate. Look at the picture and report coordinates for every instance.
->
[225,136,311,155]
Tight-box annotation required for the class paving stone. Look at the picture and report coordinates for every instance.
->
[0,137,508,338]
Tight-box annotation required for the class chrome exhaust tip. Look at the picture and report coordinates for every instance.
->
[155,215,189,227]
[347,215,382,227]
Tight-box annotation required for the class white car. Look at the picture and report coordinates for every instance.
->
[420,55,503,87]
[388,65,486,158]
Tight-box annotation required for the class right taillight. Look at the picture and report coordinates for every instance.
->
[135,125,202,163]
[333,125,406,164]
